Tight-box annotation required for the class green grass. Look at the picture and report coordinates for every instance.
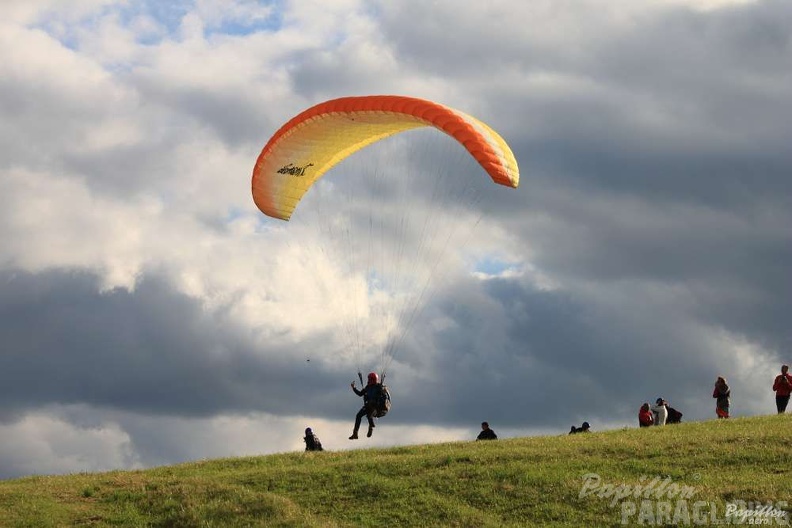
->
[0,415,789,527]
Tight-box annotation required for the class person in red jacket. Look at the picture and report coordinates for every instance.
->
[639,403,654,427]
[772,364,792,414]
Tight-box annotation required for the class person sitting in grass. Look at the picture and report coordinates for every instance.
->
[303,427,323,451]
[639,403,654,427]
[476,421,498,440]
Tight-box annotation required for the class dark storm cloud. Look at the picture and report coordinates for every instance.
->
[393,271,773,430]
[376,1,792,175]
[282,0,792,428]
[326,0,792,427]
[0,269,352,421]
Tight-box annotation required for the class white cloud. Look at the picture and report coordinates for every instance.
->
[0,167,156,290]
[1,0,115,25]
[0,0,788,479]
[666,0,758,11]
[0,411,141,477]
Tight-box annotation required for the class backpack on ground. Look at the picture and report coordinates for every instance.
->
[667,407,683,424]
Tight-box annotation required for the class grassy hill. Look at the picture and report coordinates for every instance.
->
[0,415,789,527]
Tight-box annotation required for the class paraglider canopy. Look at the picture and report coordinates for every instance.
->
[252,95,519,221]
[251,94,520,377]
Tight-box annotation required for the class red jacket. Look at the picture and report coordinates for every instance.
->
[638,408,654,427]
[773,374,792,397]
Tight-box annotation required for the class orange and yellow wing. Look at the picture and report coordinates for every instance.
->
[252,95,519,220]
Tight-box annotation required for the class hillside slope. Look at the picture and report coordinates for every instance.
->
[1,415,789,527]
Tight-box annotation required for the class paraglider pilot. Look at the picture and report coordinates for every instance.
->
[350,372,380,439]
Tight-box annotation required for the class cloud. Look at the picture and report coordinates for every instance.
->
[0,0,789,479]
[0,409,140,478]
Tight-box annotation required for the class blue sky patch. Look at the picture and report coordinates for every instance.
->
[473,257,519,278]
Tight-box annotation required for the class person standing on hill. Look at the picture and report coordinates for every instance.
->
[651,398,669,426]
[476,422,498,440]
[772,365,792,414]
[713,377,731,419]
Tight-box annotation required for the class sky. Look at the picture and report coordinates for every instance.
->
[1,0,790,479]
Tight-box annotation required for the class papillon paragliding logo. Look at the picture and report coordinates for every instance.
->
[277,162,314,177]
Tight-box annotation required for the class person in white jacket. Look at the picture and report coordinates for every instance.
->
[651,398,669,425]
